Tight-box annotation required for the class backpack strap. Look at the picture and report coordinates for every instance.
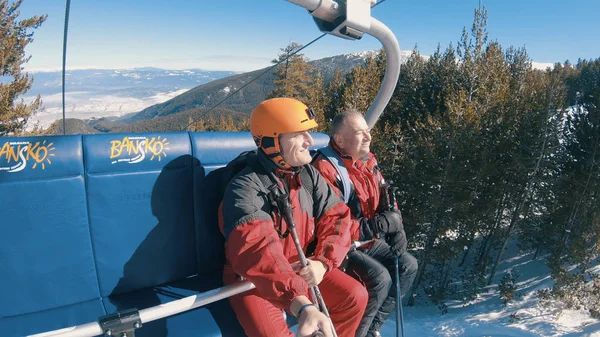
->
[299,165,314,198]
[317,147,354,204]
[246,158,317,240]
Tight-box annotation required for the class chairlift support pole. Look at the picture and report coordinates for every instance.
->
[286,0,401,129]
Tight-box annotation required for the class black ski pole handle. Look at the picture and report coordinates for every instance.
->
[390,189,399,212]
[386,180,399,211]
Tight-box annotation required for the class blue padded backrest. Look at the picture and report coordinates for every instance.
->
[191,131,256,174]
[191,132,330,175]
[0,135,102,319]
[84,132,197,297]
[311,132,330,151]
[191,132,257,274]
[191,131,330,274]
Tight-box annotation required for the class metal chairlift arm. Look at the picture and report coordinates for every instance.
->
[285,0,400,129]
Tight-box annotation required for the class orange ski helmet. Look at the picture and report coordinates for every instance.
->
[250,97,318,167]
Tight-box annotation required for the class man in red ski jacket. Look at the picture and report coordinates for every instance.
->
[220,98,367,337]
[312,111,418,337]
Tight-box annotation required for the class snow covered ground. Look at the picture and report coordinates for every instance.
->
[376,242,599,337]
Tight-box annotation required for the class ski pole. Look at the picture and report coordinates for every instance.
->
[269,185,337,337]
[386,183,405,337]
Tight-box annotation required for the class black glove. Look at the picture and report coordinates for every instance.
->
[370,210,403,237]
[387,230,407,256]
[358,210,404,241]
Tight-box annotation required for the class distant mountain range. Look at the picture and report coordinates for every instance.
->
[28,50,414,132]
[28,68,237,96]
[25,68,237,129]
[118,51,417,130]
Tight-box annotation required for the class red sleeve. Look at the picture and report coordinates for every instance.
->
[307,164,353,270]
[227,220,309,309]
[223,174,309,309]
[312,201,353,271]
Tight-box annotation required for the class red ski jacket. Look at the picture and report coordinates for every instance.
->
[312,141,385,241]
[220,150,352,309]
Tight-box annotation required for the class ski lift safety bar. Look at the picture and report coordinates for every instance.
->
[28,1,400,336]
[28,282,256,337]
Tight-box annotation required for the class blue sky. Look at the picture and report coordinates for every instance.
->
[17,0,600,72]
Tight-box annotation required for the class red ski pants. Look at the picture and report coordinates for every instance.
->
[226,268,368,337]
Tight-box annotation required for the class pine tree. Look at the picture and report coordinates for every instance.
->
[551,59,600,271]
[238,117,250,132]
[205,116,217,131]
[268,42,314,100]
[383,46,426,127]
[420,44,459,120]
[0,0,46,136]
[324,67,347,124]
[341,52,385,113]
[511,65,566,260]
[406,6,496,300]
[187,116,206,132]
[456,5,488,106]
[304,70,328,132]
[217,115,237,131]
[498,269,518,304]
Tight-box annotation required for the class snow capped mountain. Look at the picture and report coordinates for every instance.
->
[348,49,414,61]
[531,61,555,70]
[27,68,236,96]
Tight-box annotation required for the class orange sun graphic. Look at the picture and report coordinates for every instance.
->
[32,140,55,170]
[150,136,169,162]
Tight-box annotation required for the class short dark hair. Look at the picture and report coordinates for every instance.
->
[331,110,364,136]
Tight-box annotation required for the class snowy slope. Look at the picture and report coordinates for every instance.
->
[376,241,599,337]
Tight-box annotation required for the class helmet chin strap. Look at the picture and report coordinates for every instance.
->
[269,152,293,170]
[272,153,292,170]
[258,136,293,170]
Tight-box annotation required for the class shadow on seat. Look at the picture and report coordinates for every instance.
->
[106,155,245,336]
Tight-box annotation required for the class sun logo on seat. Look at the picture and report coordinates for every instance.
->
[31,140,56,170]
[149,136,169,162]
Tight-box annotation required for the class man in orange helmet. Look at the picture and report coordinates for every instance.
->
[221,98,367,337]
